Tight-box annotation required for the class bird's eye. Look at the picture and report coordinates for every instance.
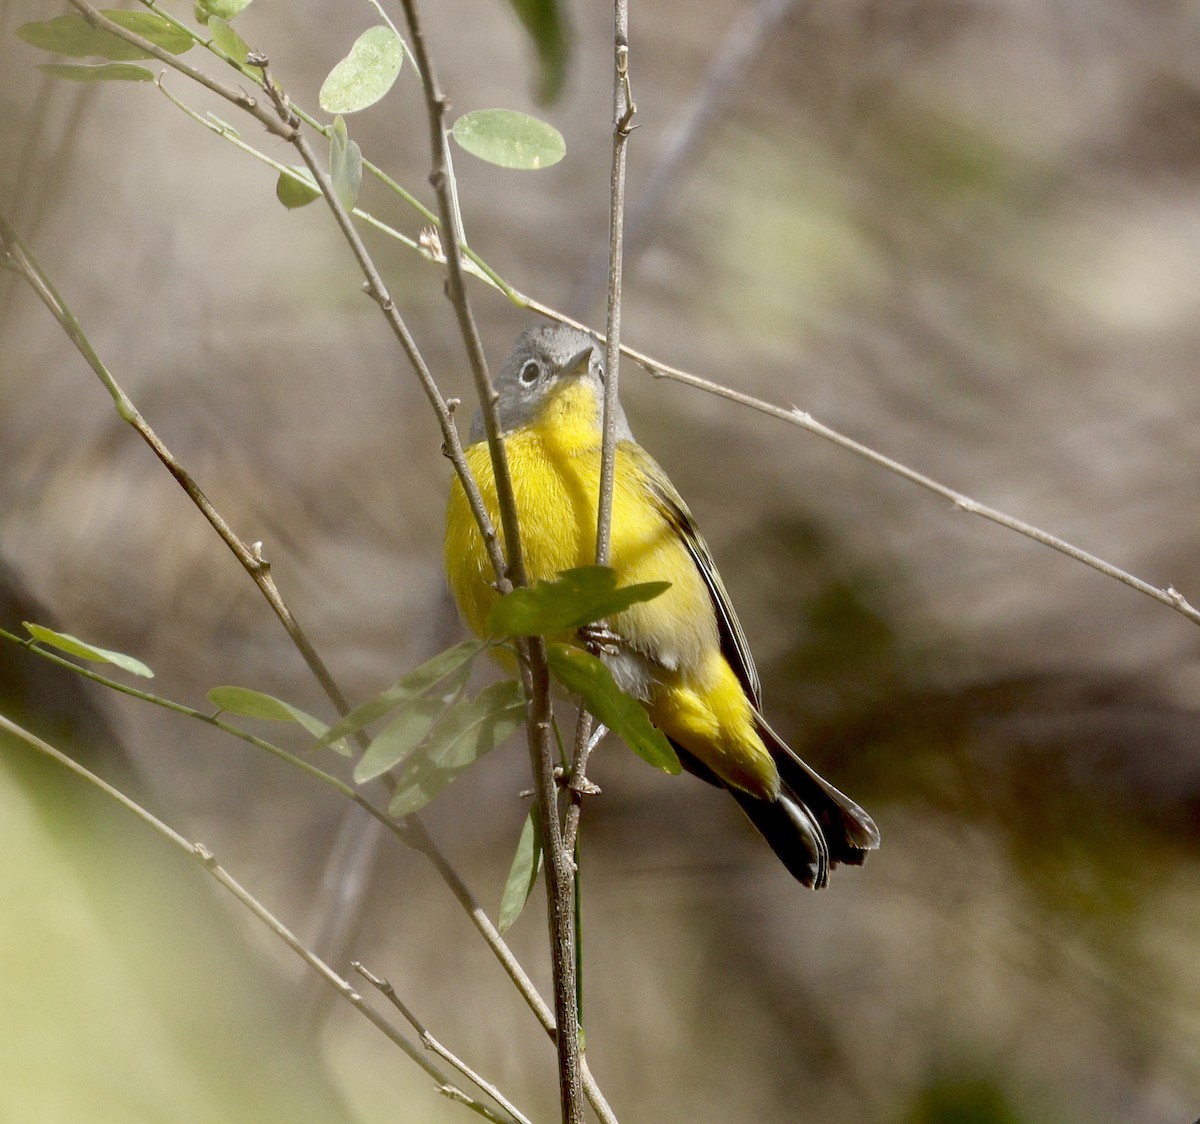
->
[518,359,541,385]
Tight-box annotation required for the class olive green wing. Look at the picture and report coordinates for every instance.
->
[631,446,763,709]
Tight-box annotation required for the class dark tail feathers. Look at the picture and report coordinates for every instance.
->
[675,716,879,890]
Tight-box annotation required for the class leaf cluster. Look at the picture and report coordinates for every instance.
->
[17,5,566,176]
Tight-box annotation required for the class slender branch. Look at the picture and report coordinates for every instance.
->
[562,0,638,928]
[391,1,522,590]
[0,714,519,1124]
[61,0,295,139]
[246,57,508,591]
[0,627,593,1083]
[517,298,1200,631]
[392,4,584,1120]
[596,7,635,570]
[568,0,798,314]
[643,359,1200,628]
[354,962,534,1124]
[0,205,580,1109]
[0,208,353,712]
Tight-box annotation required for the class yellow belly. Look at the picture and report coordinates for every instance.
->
[443,401,779,799]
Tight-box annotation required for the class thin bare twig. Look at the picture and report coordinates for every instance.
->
[568,0,799,314]
[0,208,352,715]
[520,298,1200,632]
[595,8,635,571]
[0,714,518,1124]
[642,358,1200,628]
[562,0,638,920]
[353,962,534,1124]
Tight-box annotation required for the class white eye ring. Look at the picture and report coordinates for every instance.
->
[518,359,541,385]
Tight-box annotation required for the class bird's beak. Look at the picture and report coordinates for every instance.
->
[561,346,594,376]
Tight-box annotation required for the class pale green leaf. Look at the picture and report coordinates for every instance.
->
[17,12,194,61]
[488,566,669,639]
[451,109,564,170]
[546,644,679,773]
[275,165,320,209]
[329,116,362,211]
[37,62,154,82]
[207,686,349,754]
[23,622,153,679]
[387,681,526,817]
[317,641,484,749]
[498,808,542,932]
[353,695,450,784]
[318,25,403,114]
[206,15,250,66]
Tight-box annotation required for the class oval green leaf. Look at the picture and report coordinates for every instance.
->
[17,12,194,61]
[488,566,669,639]
[206,16,250,66]
[451,109,564,170]
[546,644,679,773]
[276,165,320,209]
[318,25,403,114]
[23,622,153,678]
[37,62,155,82]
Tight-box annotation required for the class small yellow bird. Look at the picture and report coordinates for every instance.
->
[445,325,879,888]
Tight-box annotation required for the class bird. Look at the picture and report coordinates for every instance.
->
[444,324,879,887]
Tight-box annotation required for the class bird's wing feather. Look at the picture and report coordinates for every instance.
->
[632,448,763,708]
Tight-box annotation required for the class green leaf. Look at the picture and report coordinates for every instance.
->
[206,15,250,66]
[329,116,362,211]
[353,694,452,784]
[37,61,155,82]
[488,566,669,639]
[23,622,153,679]
[194,0,254,21]
[317,640,483,750]
[451,109,565,170]
[387,680,526,817]
[546,644,679,773]
[318,25,403,114]
[504,0,570,105]
[17,12,194,61]
[275,165,320,209]
[207,686,348,751]
[498,808,542,932]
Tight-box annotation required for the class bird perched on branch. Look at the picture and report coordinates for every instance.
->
[445,324,879,888]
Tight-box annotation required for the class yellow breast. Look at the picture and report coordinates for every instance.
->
[443,379,779,799]
[443,380,715,666]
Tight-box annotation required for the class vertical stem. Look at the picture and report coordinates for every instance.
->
[561,4,637,1093]
[391,5,583,1120]
[596,2,635,568]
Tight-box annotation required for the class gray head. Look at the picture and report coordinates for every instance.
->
[468,325,634,443]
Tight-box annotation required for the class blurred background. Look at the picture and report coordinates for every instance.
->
[3,0,1200,1120]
